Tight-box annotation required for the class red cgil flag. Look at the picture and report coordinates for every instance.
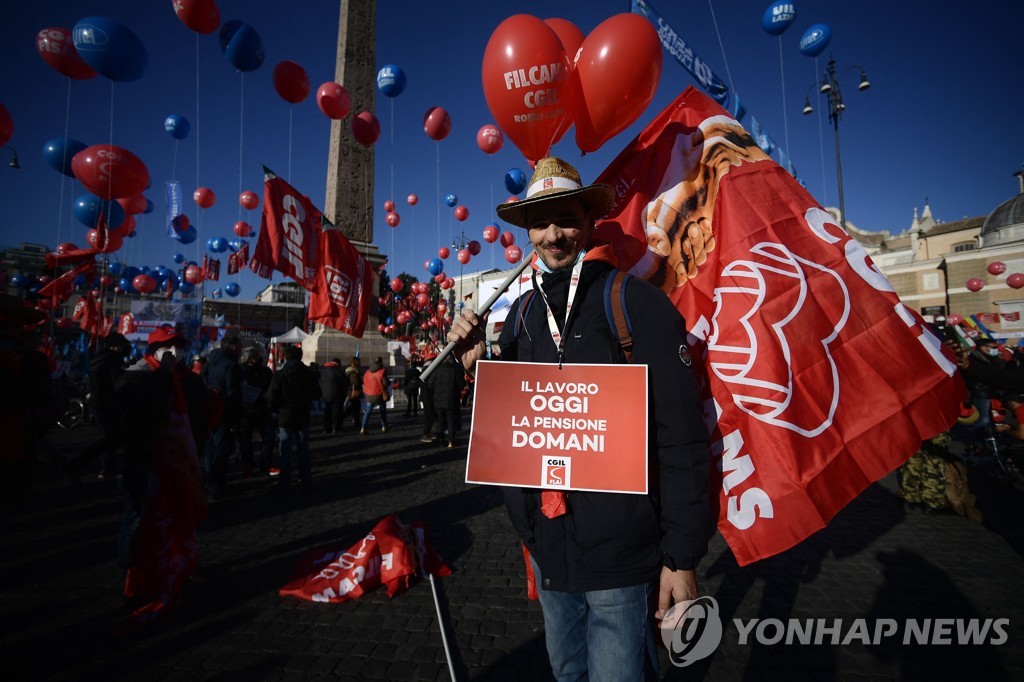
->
[592,87,965,566]
[118,312,137,335]
[308,219,373,338]
[250,167,321,290]
[279,515,451,604]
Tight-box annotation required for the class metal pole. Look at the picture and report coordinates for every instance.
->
[833,116,846,230]
[420,252,533,383]
[429,573,459,681]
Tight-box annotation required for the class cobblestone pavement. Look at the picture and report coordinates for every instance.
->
[2,410,1022,681]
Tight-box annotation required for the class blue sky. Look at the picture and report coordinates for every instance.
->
[1,0,1022,298]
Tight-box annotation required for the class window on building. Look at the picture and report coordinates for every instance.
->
[953,242,976,252]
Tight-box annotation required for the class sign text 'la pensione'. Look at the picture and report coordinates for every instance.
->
[511,380,607,453]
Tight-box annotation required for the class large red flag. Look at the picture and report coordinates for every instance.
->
[592,87,965,566]
[250,167,320,290]
[308,221,373,338]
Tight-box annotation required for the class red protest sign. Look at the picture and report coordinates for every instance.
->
[466,360,648,494]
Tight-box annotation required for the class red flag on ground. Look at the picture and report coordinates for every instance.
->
[308,221,373,338]
[592,87,965,566]
[279,515,451,603]
[250,167,321,290]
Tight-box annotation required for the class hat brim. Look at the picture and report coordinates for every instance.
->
[496,184,615,229]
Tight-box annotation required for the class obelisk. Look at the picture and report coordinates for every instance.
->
[304,0,390,365]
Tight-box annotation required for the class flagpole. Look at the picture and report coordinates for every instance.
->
[420,252,533,383]
[428,573,459,681]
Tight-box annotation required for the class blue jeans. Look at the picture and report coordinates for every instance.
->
[278,426,310,486]
[532,559,658,682]
[360,398,388,430]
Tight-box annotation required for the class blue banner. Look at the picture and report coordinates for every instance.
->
[165,180,182,238]
[631,0,729,104]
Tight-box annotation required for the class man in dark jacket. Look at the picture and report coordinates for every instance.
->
[448,158,710,680]
[238,346,276,476]
[267,345,321,491]
[319,358,346,434]
[69,332,131,481]
[201,334,243,497]
[404,361,422,417]
[341,357,363,429]
[427,355,464,447]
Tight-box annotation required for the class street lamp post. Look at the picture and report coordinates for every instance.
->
[802,57,870,229]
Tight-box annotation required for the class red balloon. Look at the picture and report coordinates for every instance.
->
[423,106,452,141]
[476,124,504,154]
[416,293,429,307]
[468,240,482,256]
[239,190,259,210]
[441,279,451,290]
[352,111,380,146]
[505,195,520,204]
[172,214,190,234]
[273,60,310,103]
[482,15,570,162]
[0,103,9,148]
[420,322,429,331]
[119,193,148,215]
[57,317,75,330]
[56,242,79,255]
[483,225,499,243]
[988,261,1007,276]
[454,206,469,222]
[407,194,418,206]
[434,274,446,284]
[1009,273,1024,290]
[543,18,585,145]
[194,186,216,208]
[439,247,450,259]
[71,145,150,200]
[185,264,204,284]
[172,0,221,34]
[233,221,252,237]
[35,28,97,80]
[390,277,404,293]
[445,277,455,288]
[133,274,157,294]
[86,228,123,254]
[947,314,964,325]
[457,249,471,265]
[505,245,523,263]
[383,199,395,212]
[500,231,515,247]
[569,13,663,154]
[386,211,400,227]
[378,323,387,333]
[317,82,351,119]
[965,278,985,292]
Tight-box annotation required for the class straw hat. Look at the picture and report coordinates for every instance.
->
[495,157,614,229]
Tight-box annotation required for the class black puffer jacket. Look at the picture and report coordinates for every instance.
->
[202,347,243,425]
[268,359,322,429]
[497,259,711,592]
[319,363,346,402]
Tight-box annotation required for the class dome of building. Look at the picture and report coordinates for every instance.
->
[981,193,1024,237]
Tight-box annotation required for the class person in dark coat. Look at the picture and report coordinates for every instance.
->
[427,355,464,447]
[418,352,438,443]
[200,334,243,497]
[319,357,346,434]
[446,157,710,680]
[404,361,422,417]
[69,332,131,481]
[341,357,363,429]
[237,346,276,476]
[267,345,321,491]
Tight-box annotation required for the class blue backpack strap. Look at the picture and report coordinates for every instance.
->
[513,289,539,339]
[603,270,634,363]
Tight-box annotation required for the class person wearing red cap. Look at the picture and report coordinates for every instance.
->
[448,158,710,680]
[113,324,209,617]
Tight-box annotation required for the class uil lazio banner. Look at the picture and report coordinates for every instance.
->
[591,87,965,565]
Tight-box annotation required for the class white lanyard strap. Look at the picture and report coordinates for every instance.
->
[533,257,584,369]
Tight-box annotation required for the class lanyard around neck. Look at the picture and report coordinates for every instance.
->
[533,257,584,370]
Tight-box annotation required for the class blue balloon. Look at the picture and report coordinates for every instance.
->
[219,20,265,72]
[376,64,406,98]
[141,266,152,275]
[73,194,125,230]
[72,17,148,82]
[122,266,141,281]
[118,277,135,293]
[164,114,191,140]
[225,282,241,297]
[445,193,458,207]
[108,262,124,277]
[761,1,796,36]
[209,237,229,253]
[179,281,195,295]
[73,274,88,288]
[143,198,155,214]
[427,258,444,276]
[227,239,247,252]
[172,252,185,264]
[178,226,198,245]
[10,274,28,288]
[799,23,831,57]
[504,168,527,195]
[43,138,87,176]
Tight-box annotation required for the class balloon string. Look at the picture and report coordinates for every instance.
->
[287,108,293,183]
[195,32,202,333]
[57,77,72,251]
[706,0,736,94]
[814,56,829,206]
[172,140,179,182]
[490,183,495,270]
[436,142,441,251]
[239,72,245,225]
[777,35,790,163]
